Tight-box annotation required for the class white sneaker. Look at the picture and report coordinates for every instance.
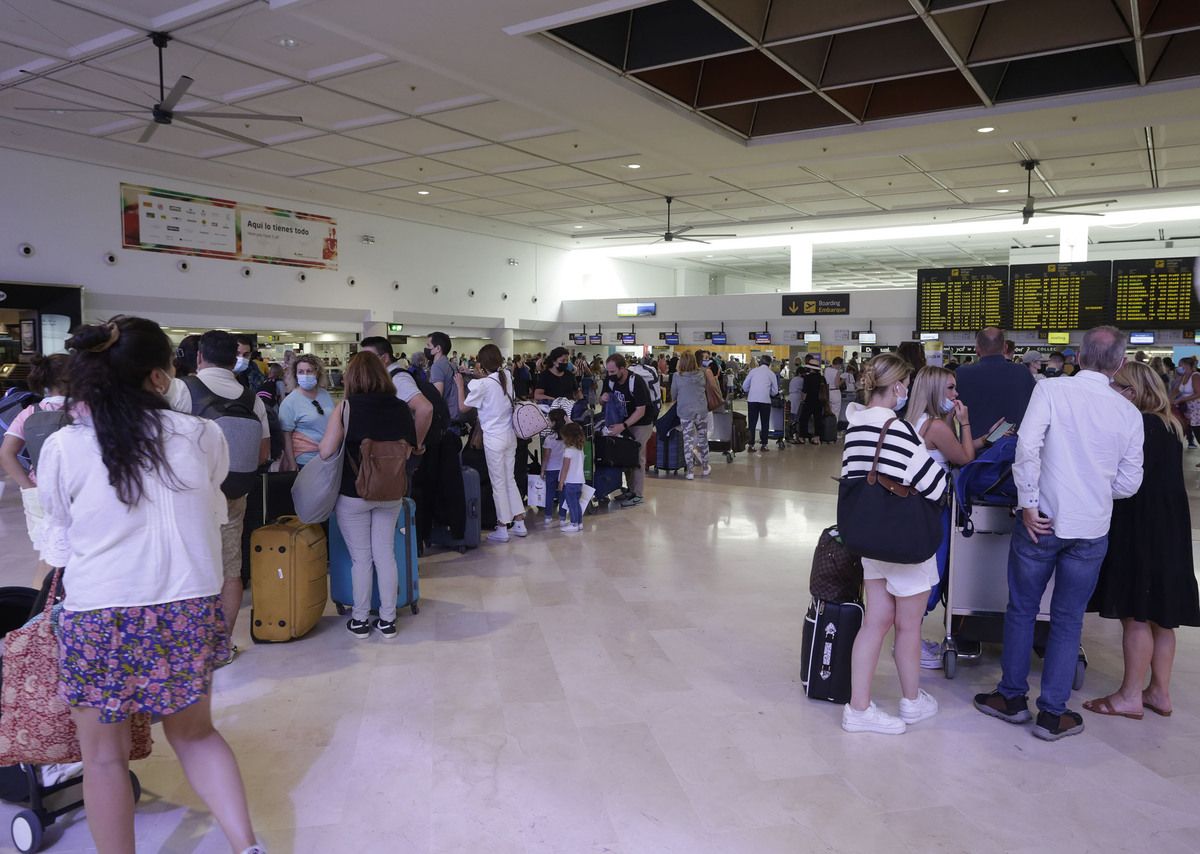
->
[686,471,695,480]
[543,516,557,528]
[702,465,711,477]
[488,527,510,543]
[562,523,582,534]
[920,639,944,670]
[511,520,528,537]
[899,689,939,725]
[842,702,906,735]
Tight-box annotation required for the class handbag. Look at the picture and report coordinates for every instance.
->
[809,526,863,602]
[0,570,153,766]
[705,377,724,412]
[836,418,944,564]
[349,437,411,501]
[291,400,349,523]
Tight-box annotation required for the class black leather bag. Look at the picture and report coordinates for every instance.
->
[809,527,863,602]
[836,418,944,564]
[593,433,640,469]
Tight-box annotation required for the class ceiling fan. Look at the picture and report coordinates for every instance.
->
[15,32,302,147]
[603,196,737,243]
[948,159,1116,224]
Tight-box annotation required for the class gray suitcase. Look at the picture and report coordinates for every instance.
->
[431,465,482,552]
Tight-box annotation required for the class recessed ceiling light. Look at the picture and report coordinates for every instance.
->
[1044,234,1054,238]
[274,36,301,49]
[705,254,714,258]
[977,126,995,133]
[573,225,584,229]
[996,189,1010,193]
[417,190,430,196]
[626,163,641,169]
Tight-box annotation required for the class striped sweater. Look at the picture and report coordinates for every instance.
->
[840,403,948,501]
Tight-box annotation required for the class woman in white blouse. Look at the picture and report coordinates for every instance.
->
[37,316,262,854]
[462,344,527,543]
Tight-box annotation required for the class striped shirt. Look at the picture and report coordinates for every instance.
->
[840,403,948,501]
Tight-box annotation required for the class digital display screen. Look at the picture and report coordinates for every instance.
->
[570,333,587,344]
[1128,331,1155,345]
[1047,332,1071,345]
[619,333,637,344]
[917,266,1009,332]
[919,332,939,341]
[1009,261,1113,331]
[804,332,821,343]
[616,302,656,317]
[711,332,727,345]
[664,333,680,345]
[589,334,603,345]
[754,332,772,344]
[1113,257,1198,328]
[858,332,877,344]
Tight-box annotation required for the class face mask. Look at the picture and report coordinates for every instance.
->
[233,356,249,374]
[893,385,908,411]
[1178,366,1187,375]
[941,398,955,414]
[702,359,712,367]
[561,361,574,373]
[297,374,318,391]
[1044,368,1061,377]
[424,347,435,361]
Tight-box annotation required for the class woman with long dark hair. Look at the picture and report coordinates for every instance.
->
[37,316,261,854]
[462,343,526,543]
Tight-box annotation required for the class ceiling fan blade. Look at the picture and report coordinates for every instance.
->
[159,75,193,111]
[946,207,1022,214]
[14,107,144,113]
[675,236,711,244]
[1039,210,1107,217]
[603,235,653,240]
[1035,200,1118,212]
[174,115,264,147]
[671,225,695,235]
[138,122,159,144]
[686,233,738,238]
[20,70,148,110]
[952,211,1020,223]
[177,111,304,121]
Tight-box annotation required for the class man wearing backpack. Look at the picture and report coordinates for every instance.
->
[189,331,271,665]
[629,355,663,414]
[600,354,653,508]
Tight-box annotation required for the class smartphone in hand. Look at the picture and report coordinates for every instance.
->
[987,420,1015,444]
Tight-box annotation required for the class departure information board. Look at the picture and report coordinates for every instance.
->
[1113,257,1199,328]
[916,266,1009,332]
[1009,261,1113,330]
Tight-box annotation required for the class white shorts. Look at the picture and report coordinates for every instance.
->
[20,487,46,554]
[862,555,938,599]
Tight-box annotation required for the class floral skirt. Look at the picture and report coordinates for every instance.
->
[58,596,228,723]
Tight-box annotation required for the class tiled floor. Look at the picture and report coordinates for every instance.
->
[1,441,1199,853]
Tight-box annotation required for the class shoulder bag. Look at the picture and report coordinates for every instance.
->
[705,372,724,412]
[291,400,349,523]
[836,418,944,564]
[0,570,153,766]
[809,526,863,602]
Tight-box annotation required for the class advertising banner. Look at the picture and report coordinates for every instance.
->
[121,183,338,269]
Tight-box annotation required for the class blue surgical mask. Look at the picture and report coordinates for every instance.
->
[1178,365,1187,375]
[941,398,955,414]
[560,361,574,373]
[297,374,318,390]
[233,356,249,374]
[702,359,712,367]
[894,396,908,411]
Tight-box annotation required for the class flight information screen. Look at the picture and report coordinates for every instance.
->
[916,266,1009,332]
[1009,261,1113,330]
[1113,257,1199,328]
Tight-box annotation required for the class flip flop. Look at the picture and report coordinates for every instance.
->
[1083,696,1143,720]
[1143,701,1173,718]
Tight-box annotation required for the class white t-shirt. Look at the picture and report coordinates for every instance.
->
[463,371,515,447]
[37,410,229,611]
[543,432,565,473]
[388,364,421,403]
[562,447,585,484]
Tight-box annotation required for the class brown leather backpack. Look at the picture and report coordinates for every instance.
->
[350,437,411,501]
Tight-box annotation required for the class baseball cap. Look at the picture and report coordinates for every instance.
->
[1021,350,1045,365]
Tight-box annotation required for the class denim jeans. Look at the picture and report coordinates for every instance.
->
[544,469,564,520]
[999,523,1109,715]
[746,402,770,446]
[562,483,583,525]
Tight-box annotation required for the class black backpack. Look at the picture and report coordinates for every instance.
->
[393,365,450,440]
[184,376,261,499]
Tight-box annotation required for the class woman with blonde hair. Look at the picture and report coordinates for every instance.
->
[839,353,948,735]
[1084,360,1200,719]
[671,350,721,479]
[279,354,332,471]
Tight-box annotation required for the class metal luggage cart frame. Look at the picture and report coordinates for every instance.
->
[942,499,1087,688]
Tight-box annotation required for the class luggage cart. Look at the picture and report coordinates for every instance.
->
[709,408,747,462]
[942,501,1087,688]
[768,398,788,449]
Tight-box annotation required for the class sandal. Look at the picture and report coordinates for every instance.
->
[1143,700,1173,718]
[1082,696,1143,720]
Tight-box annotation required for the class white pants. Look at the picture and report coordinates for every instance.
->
[335,495,404,623]
[828,392,842,420]
[484,438,524,525]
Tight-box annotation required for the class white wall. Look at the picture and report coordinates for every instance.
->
[0,149,653,336]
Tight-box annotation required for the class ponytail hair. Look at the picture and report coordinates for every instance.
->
[861,353,910,400]
[478,344,507,394]
[67,316,178,507]
[548,407,567,436]
[27,353,70,395]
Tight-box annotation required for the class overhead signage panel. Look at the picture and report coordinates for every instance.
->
[782,293,850,317]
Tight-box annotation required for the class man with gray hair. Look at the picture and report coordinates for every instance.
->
[975,325,1144,741]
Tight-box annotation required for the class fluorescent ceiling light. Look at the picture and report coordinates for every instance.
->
[417,190,430,195]
[573,225,584,229]
[626,163,641,169]
[977,126,995,133]
[996,189,1010,193]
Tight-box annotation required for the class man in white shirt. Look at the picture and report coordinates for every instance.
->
[185,331,271,665]
[975,326,1143,742]
[360,336,433,450]
[742,355,779,453]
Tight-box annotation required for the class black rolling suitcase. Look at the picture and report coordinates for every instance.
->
[431,465,483,552]
[801,598,863,704]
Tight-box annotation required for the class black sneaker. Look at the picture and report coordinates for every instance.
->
[346,618,371,639]
[974,691,1032,724]
[620,494,643,508]
[1033,709,1084,741]
[373,618,398,639]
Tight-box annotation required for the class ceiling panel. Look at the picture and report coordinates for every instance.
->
[372,186,471,203]
[88,41,294,102]
[344,118,484,154]
[502,165,609,189]
[806,156,916,181]
[429,144,555,174]
[755,182,856,203]
[559,183,658,203]
[361,157,476,183]
[490,189,583,209]
[237,86,399,132]
[108,122,241,157]
[214,147,337,176]
[836,172,943,195]
[320,62,489,115]
[302,167,406,191]
[494,210,579,225]
[435,198,530,216]
[901,143,1023,171]
[2,0,138,52]
[871,189,962,209]
[508,130,635,163]
[273,133,398,166]
[1049,174,1154,193]
[430,100,570,141]
[429,174,534,197]
[1037,151,1149,180]
[793,197,883,215]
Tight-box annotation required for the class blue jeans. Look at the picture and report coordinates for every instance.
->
[562,483,583,525]
[998,523,1109,715]
[544,469,564,520]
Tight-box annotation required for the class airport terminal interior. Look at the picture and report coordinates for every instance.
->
[3,0,1200,851]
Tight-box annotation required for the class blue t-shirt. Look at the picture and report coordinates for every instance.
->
[279,388,333,466]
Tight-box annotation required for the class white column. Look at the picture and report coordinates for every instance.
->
[493,326,514,356]
[1058,222,1089,262]
[790,239,813,292]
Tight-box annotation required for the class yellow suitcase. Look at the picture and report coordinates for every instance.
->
[250,516,328,642]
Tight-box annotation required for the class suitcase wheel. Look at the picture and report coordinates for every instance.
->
[943,649,957,679]
[411,603,420,615]
[335,603,348,616]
